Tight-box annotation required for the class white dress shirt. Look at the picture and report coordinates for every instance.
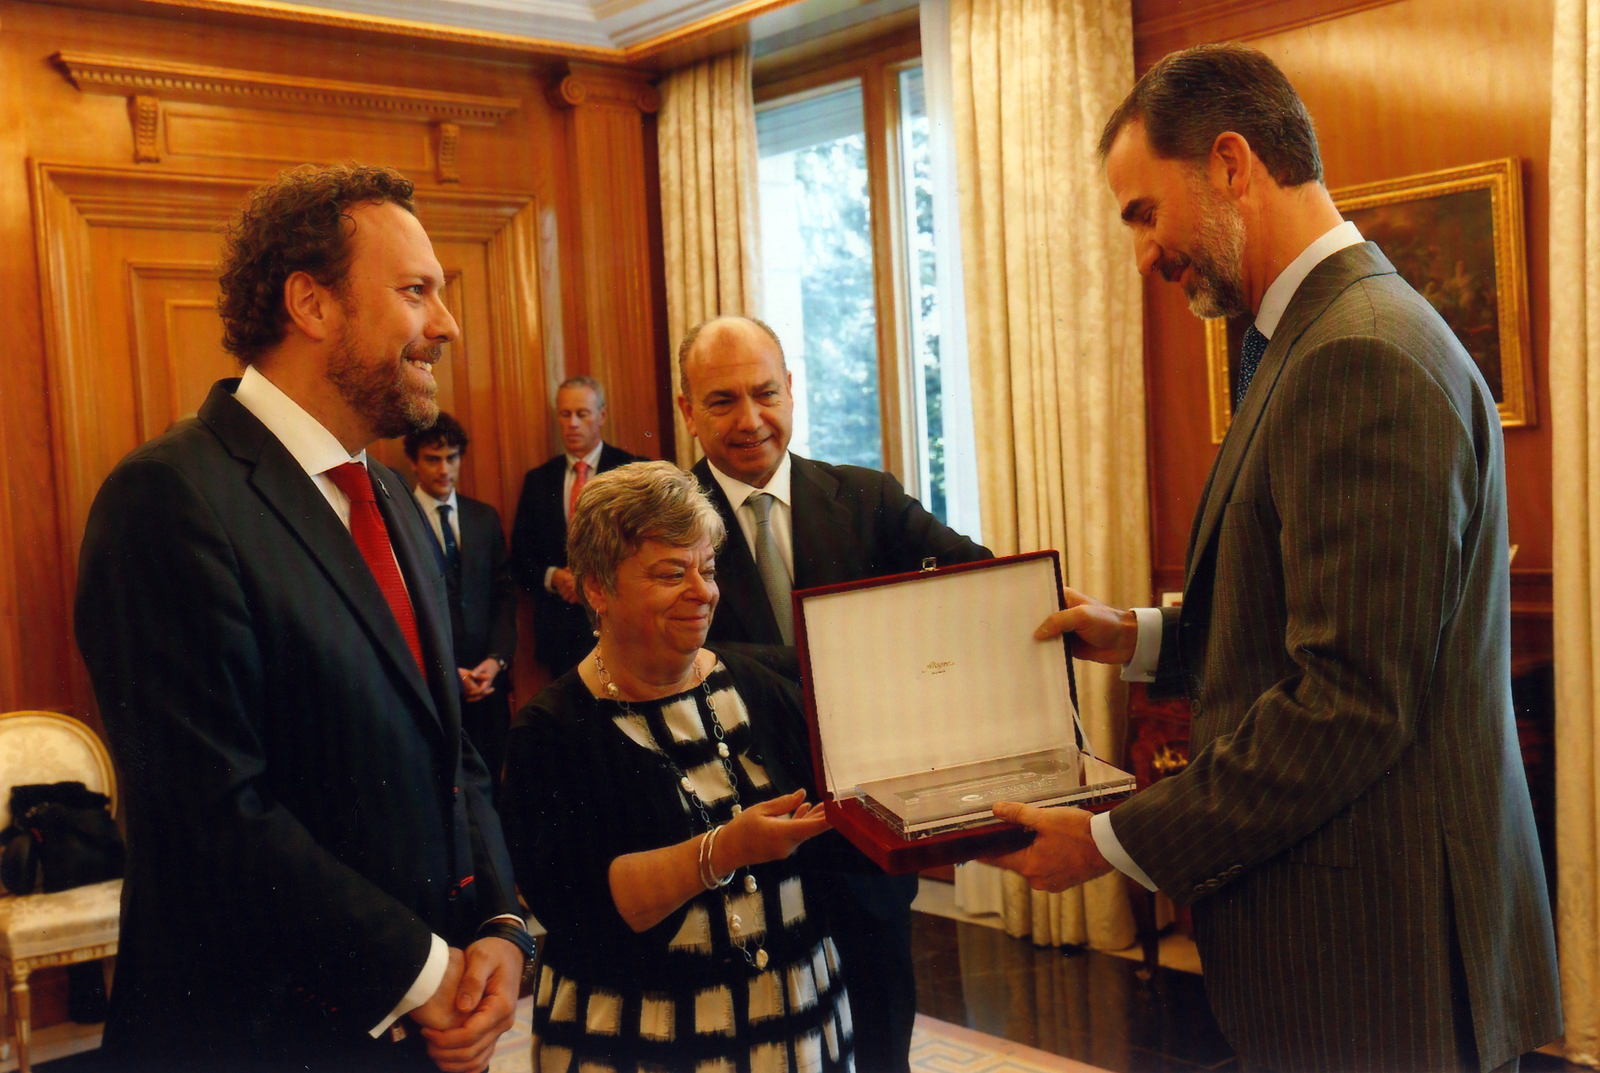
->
[1097,220,1366,892]
[413,485,461,552]
[704,452,795,580]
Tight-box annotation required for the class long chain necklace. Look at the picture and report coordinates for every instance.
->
[593,648,768,970]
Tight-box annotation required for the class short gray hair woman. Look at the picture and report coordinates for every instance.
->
[501,461,854,1073]
[565,460,724,618]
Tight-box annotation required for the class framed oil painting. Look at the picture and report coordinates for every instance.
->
[1204,158,1534,443]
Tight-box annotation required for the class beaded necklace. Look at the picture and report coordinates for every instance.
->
[593,649,768,970]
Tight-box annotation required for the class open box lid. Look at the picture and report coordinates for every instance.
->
[794,551,1078,803]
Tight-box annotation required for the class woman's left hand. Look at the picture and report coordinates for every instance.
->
[714,789,831,873]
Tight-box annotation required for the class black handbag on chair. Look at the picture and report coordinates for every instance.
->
[1,780,126,1023]
[1,781,124,895]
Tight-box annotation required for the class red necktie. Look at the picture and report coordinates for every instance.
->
[325,462,425,673]
[569,459,590,521]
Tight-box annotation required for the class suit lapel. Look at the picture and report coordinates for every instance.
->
[199,385,444,734]
[788,456,855,590]
[418,498,449,573]
[373,462,459,742]
[1185,243,1397,580]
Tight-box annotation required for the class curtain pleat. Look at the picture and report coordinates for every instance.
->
[946,0,1142,950]
[657,49,761,468]
[1552,0,1600,1064]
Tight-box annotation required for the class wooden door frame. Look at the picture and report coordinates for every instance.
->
[30,161,548,708]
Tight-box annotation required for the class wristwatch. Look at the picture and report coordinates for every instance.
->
[477,920,537,964]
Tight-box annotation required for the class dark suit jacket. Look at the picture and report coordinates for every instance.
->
[509,443,641,674]
[421,493,516,671]
[74,380,520,1072]
[1110,244,1559,1071]
[696,454,991,650]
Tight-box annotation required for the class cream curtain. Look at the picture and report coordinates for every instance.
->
[946,0,1142,949]
[1552,0,1600,1063]
[657,48,761,468]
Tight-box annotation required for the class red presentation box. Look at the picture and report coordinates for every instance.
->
[794,551,1134,875]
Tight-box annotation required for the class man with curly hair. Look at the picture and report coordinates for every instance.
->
[74,164,531,1072]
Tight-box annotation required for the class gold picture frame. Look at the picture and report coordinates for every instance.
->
[1204,158,1534,443]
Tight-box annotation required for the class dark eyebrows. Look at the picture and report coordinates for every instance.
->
[699,377,781,406]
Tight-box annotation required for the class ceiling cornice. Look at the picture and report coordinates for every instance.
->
[36,0,814,67]
[52,50,525,123]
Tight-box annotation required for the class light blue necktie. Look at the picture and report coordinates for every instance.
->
[1235,324,1269,409]
[746,492,794,645]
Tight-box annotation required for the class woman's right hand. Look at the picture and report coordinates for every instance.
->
[608,789,831,932]
[713,789,831,876]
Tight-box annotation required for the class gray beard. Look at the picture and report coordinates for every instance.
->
[1184,181,1250,321]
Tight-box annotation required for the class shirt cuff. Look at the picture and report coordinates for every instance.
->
[485,913,527,929]
[369,933,448,1038]
[1091,810,1158,892]
[543,566,557,594]
[1118,606,1164,683]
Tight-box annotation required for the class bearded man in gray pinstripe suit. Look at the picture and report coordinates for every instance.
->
[989,45,1560,1072]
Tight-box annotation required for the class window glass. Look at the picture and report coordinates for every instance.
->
[756,83,883,469]
[896,64,946,518]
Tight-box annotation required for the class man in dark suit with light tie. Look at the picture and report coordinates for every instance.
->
[74,164,533,1073]
[990,46,1559,1072]
[510,377,641,678]
[405,411,517,793]
[677,315,990,1073]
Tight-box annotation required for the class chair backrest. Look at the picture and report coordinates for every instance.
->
[0,711,117,830]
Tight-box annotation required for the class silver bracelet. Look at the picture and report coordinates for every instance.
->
[701,824,732,889]
[704,825,723,895]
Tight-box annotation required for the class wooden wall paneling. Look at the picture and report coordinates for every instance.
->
[126,261,234,431]
[548,63,665,460]
[1131,0,1408,72]
[31,167,551,703]
[163,103,437,173]
[409,192,546,518]
[0,31,36,713]
[31,166,245,592]
[1134,0,1557,676]
[482,201,552,512]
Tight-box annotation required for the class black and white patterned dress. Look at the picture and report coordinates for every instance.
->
[502,653,854,1073]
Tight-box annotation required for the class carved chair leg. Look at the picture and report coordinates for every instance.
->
[9,965,30,1073]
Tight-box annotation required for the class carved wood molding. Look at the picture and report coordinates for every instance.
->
[547,69,661,114]
[52,52,521,127]
[32,162,544,613]
[435,122,461,184]
[129,95,161,162]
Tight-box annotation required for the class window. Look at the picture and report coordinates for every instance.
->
[755,29,972,527]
